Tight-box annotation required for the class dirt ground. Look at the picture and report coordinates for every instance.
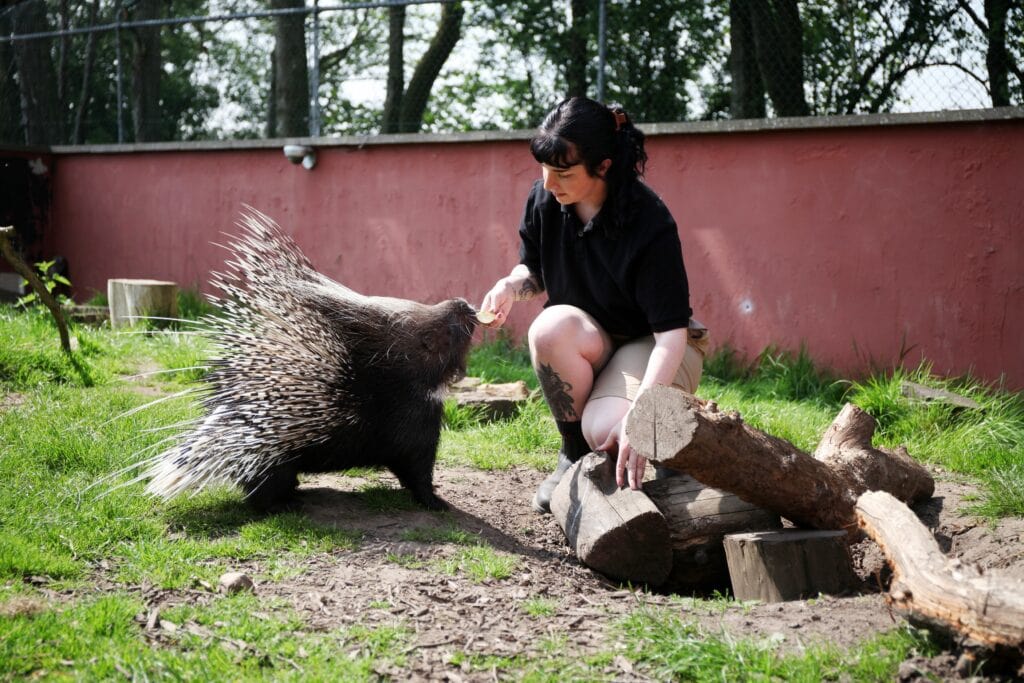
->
[127,465,1022,681]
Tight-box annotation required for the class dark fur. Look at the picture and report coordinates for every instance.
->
[239,298,477,511]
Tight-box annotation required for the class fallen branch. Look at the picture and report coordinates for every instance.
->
[856,490,1024,651]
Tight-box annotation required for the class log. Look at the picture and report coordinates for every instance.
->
[624,385,934,532]
[856,490,1024,650]
[550,452,672,586]
[645,475,782,589]
[449,378,531,421]
[107,278,179,328]
[723,529,859,602]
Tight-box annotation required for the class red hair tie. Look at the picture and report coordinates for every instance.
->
[614,111,627,131]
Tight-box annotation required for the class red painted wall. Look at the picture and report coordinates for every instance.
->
[42,119,1024,388]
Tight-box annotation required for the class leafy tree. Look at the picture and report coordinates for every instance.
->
[381,0,464,133]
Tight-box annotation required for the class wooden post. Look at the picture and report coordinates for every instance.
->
[107,278,179,328]
[723,529,859,602]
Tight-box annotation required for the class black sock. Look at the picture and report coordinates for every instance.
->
[555,420,590,462]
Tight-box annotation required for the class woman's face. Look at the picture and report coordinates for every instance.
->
[541,158,610,207]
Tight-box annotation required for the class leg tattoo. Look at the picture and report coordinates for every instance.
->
[537,363,577,420]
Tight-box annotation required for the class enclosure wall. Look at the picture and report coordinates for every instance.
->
[40,118,1024,388]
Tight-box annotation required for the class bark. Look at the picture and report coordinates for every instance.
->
[550,453,673,586]
[728,0,766,119]
[857,490,1024,653]
[397,1,464,133]
[71,0,101,145]
[130,0,163,142]
[565,0,589,99]
[381,3,406,135]
[747,0,809,116]
[624,386,934,533]
[271,0,310,138]
[0,10,23,144]
[984,0,1013,107]
[11,0,63,144]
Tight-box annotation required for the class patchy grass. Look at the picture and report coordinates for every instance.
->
[0,303,1020,680]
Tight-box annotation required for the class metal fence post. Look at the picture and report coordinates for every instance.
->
[596,0,606,103]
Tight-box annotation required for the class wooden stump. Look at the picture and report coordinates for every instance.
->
[723,529,859,602]
[108,279,179,328]
[550,452,672,586]
[644,475,781,589]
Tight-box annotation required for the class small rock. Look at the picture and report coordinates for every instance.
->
[218,572,254,594]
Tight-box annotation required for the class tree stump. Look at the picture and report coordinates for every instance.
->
[645,475,782,589]
[723,529,859,602]
[107,278,179,328]
[550,452,672,586]
[856,490,1024,652]
[624,386,934,533]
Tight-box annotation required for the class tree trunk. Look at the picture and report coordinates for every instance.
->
[0,10,23,144]
[728,0,766,119]
[624,386,934,533]
[748,0,809,116]
[381,4,406,135]
[984,0,1013,107]
[271,0,310,138]
[71,0,101,145]
[398,1,464,133]
[856,490,1024,655]
[130,0,163,142]
[565,0,589,99]
[11,0,63,145]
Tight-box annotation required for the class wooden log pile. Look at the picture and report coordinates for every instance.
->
[550,384,1024,661]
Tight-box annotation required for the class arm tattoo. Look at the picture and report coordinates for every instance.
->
[537,363,577,420]
[515,277,540,301]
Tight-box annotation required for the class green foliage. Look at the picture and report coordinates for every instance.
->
[15,259,72,308]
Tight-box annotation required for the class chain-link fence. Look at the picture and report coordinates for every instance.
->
[1,0,1021,145]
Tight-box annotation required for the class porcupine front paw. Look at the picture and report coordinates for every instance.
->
[412,489,449,511]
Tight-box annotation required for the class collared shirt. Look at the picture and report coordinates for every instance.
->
[518,179,692,339]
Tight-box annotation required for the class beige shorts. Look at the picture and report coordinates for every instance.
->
[590,319,709,401]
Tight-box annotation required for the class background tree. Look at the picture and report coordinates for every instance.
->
[10,0,62,144]
[382,0,464,133]
[956,0,1024,107]
[130,0,163,141]
[728,0,809,118]
[269,0,309,137]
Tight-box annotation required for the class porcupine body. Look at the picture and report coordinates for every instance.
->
[142,208,477,511]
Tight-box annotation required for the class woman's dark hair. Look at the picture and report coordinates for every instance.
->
[530,97,648,227]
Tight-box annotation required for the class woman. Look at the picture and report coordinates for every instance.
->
[480,96,707,513]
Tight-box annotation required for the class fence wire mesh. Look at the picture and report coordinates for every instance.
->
[1,0,1021,145]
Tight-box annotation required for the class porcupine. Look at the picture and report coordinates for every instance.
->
[139,208,477,511]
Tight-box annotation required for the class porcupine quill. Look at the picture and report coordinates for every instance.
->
[125,207,479,511]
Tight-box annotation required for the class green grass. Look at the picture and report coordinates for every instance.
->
[1,303,1021,680]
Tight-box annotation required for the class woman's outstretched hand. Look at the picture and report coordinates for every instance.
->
[478,278,516,328]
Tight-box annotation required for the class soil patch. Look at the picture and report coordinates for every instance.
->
[188,466,1021,680]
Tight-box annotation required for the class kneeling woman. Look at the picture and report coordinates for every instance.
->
[480,96,708,512]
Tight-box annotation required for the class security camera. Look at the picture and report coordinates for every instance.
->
[282,144,316,170]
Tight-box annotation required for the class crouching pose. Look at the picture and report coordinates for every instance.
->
[480,96,708,512]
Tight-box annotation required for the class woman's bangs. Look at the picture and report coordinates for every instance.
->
[530,134,578,169]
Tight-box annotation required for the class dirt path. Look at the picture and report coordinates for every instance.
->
[197,466,1021,681]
